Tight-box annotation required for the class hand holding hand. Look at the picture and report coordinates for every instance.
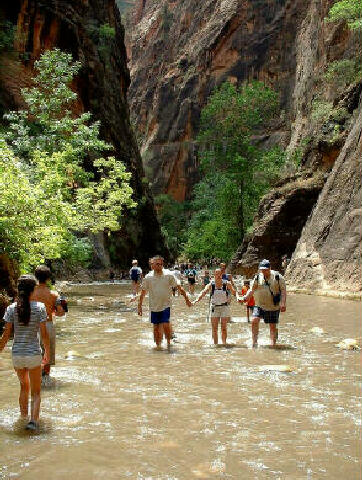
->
[236,295,244,303]
[186,298,192,308]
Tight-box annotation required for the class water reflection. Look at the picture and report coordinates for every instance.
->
[0,284,361,479]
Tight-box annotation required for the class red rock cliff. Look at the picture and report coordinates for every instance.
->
[127,0,361,291]
[0,0,166,269]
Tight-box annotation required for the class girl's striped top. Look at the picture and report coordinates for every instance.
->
[3,301,46,356]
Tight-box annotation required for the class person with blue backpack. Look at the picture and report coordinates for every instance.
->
[129,259,143,297]
[192,268,236,345]
[184,263,198,295]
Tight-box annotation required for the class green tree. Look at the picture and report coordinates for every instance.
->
[5,48,108,158]
[154,194,189,259]
[182,81,289,261]
[1,49,135,271]
[326,0,362,30]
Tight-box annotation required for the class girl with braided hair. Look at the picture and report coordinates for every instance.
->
[0,275,50,431]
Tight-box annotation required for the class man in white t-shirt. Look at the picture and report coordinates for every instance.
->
[138,256,192,349]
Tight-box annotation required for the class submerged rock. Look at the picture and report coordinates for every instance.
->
[258,364,293,372]
[309,327,324,335]
[65,350,83,359]
[336,339,360,350]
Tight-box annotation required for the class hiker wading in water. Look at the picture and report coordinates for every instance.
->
[31,265,66,382]
[130,259,143,297]
[238,259,286,347]
[192,268,236,345]
[0,275,50,431]
[138,256,192,350]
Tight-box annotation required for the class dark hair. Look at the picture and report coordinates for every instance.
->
[34,265,51,283]
[17,275,36,326]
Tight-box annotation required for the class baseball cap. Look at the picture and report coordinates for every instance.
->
[259,259,270,270]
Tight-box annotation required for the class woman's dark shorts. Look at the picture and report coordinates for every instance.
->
[188,278,196,285]
[150,307,170,324]
[252,306,280,324]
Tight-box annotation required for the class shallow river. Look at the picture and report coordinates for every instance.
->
[0,283,361,479]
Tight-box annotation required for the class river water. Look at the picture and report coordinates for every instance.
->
[0,283,361,479]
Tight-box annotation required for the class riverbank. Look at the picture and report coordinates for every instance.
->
[287,286,362,302]
[55,276,362,302]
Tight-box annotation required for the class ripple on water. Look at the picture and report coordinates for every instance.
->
[1,286,361,479]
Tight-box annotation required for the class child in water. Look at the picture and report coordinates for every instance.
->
[241,280,255,323]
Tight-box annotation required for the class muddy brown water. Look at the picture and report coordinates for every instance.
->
[0,283,361,479]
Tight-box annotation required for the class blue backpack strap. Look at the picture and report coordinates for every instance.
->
[222,279,229,296]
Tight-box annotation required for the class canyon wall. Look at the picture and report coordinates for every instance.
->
[0,0,166,272]
[127,0,361,292]
[285,101,362,295]
[128,0,312,200]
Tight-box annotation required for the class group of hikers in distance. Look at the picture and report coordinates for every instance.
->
[0,256,286,431]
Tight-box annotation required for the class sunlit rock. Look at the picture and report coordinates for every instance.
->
[336,339,359,350]
[258,365,293,372]
[309,327,324,334]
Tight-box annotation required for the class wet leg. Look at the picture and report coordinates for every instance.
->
[269,323,277,346]
[162,322,172,348]
[43,363,51,375]
[221,318,228,345]
[153,324,162,347]
[211,317,219,345]
[251,317,260,347]
[16,368,30,417]
[28,366,41,423]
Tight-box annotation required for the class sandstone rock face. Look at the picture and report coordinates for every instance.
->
[128,0,311,199]
[127,0,361,293]
[127,0,357,200]
[285,102,362,294]
[229,171,326,277]
[228,0,360,285]
[0,0,166,269]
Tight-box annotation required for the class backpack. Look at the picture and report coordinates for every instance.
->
[255,272,281,305]
[130,267,140,281]
[210,280,229,298]
[186,269,196,279]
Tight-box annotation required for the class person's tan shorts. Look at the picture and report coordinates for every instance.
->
[13,355,42,369]
[211,304,231,318]
[41,321,56,365]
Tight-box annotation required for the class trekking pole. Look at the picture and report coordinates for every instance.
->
[206,295,211,323]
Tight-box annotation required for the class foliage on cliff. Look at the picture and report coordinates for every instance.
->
[182,82,289,261]
[1,49,135,271]
[327,0,362,30]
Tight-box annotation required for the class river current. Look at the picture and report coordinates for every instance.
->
[0,282,361,479]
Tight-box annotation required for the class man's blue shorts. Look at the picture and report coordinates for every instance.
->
[150,307,170,324]
[252,306,280,324]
